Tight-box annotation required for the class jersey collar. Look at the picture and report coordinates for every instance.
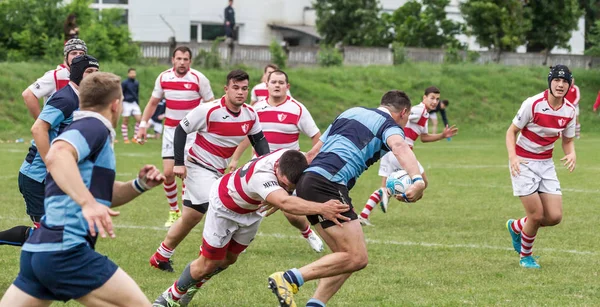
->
[73,110,116,144]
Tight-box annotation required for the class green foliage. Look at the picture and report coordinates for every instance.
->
[525,0,582,57]
[466,50,481,63]
[444,47,463,64]
[0,0,139,63]
[269,40,287,69]
[461,0,531,58]
[388,0,463,48]
[392,42,407,65]
[578,0,600,50]
[584,20,600,56]
[317,45,344,67]
[314,0,391,47]
[194,37,224,69]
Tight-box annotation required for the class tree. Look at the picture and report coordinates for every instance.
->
[460,0,531,62]
[584,20,600,56]
[578,0,600,50]
[388,0,463,49]
[524,0,583,64]
[313,0,391,47]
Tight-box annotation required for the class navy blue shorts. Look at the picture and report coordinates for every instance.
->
[18,172,45,220]
[13,244,118,302]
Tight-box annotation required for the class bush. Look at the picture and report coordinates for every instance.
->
[466,50,480,63]
[317,45,343,67]
[269,39,287,69]
[444,47,463,64]
[392,42,407,65]
[194,37,224,69]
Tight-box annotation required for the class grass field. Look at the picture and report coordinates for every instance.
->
[1,134,599,306]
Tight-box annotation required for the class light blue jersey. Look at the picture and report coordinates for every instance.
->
[23,111,116,252]
[19,84,79,183]
[306,107,404,189]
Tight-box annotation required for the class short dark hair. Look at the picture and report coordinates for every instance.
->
[226,69,249,85]
[79,72,122,110]
[264,63,279,73]
[128,67,135,73]
[441,99,449,106]
[278,150,308,184]
[424,86,440,96]
[267,70,289,83]
[380,90,412,113]
[172,46,192,59]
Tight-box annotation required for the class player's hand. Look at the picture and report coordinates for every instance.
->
[82,201,120,239]
[509,155,527,177]
[138,165,165,188]
[402,180,426,203]
[173,165,187,180]
[136,127,147,145]
[227,159,238,173]
[442,125,458,138]
[560,153,576,172]
[258,201,279,217]
[320,199,350,227]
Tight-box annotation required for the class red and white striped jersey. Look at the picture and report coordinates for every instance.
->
[250,82,291,103]
[513,90,576,160]
[152,68,214,127]
[181,97,262,174]
[253,96,319,151]
[28,64,70,100]
[564,84,580,107]
[218,149,289,214]
[403,102,430,148]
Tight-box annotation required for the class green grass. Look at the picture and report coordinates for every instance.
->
[1,135,599,306]
[1,62,600,139]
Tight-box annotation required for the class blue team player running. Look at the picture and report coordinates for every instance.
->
[0,72,166,307]
[0,55,100,247]
[268,90,427,307]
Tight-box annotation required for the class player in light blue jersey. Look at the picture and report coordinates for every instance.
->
[0,72,165,307]
[0,55,99,247]
[268,90,427,307]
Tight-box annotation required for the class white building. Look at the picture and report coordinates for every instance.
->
[87,0,586,54]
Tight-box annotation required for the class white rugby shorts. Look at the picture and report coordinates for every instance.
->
[121,101,141,117]
[161,126,195,158]
[510,159,561,196]
[183,160,221,206]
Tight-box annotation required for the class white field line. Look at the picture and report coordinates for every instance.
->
[1,216,596,256]
[448,182,600,194]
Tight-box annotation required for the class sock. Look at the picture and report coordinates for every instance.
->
[194,267,228,288]
[283,268,304,288]
[182,183,186,197]
[134,122,140,136]
[121,124,129,141]
[168,281,187,301]
[360,189,381,219]
[510,217,527,234]
[520,231,536,258]
[576,123,581,137]
[307,298,326,307]
[156,242,175,261]
[164,181,179,212]
[169,263,201,300]
[300,225,312,238]
[0,225,31,246]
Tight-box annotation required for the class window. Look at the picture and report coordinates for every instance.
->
[201,24,225,41]
[102,0,128,4]
[190,25,198,42]
[121,9,128,24]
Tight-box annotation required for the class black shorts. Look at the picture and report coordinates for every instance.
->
[295,172,357,229]
[18,172,45,220]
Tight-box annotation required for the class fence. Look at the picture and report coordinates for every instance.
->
[138,42,600,69]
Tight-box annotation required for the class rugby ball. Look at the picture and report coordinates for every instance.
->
[386,170,412,196]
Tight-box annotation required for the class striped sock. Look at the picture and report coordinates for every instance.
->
[360,190,381,219]
[283,268,304,288]
[156,242,175,261]
[510,217,527,234]
[182,183,186,197]
[121,124,129,141]
[576,123,581,137]
[164,181,179,212]
[520,231,536,258]
[307,298,326,307]
[134,122,140,136]
[300,225,312,239]
[169,281,186,301]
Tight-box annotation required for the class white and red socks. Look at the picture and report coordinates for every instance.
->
[134,122,140,138]
[576,123,581,138]
[360,189,382,219]
[164,181,179,212]
[121,124,129,142]
[300,225,312,239]
[510,217,527,234]
[520,231,536,258]
[155,242,175,262]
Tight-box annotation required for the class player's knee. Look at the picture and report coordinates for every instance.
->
[527,212,544,225]
[349,252,368,272]
[181,210,203,226]
[545,214,562,226]
[163,173,175,183]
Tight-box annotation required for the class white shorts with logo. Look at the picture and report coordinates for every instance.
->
[121,101,141,117]
[148,119,163,134]
[183,160,220,207]
[161,126,195,158]
[201,182,263,258]
[510,159,561,196]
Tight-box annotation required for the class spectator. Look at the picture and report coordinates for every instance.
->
[593,90,600,113]
[63,13,79,42]
[224,0,235,45]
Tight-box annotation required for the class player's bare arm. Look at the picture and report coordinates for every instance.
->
[30,119,52,164]
[46,140,119,239]
[560,135,576,172]
[137,96,162,143]
[506,123,525,177]
[387,134,426,202]
[305,140,323,164]
[112,165,165,207]
[265,189,350,226]
[420,124,458,142]
[228,138,251,172]
[310,131,322,145]
[22,89,42,120]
